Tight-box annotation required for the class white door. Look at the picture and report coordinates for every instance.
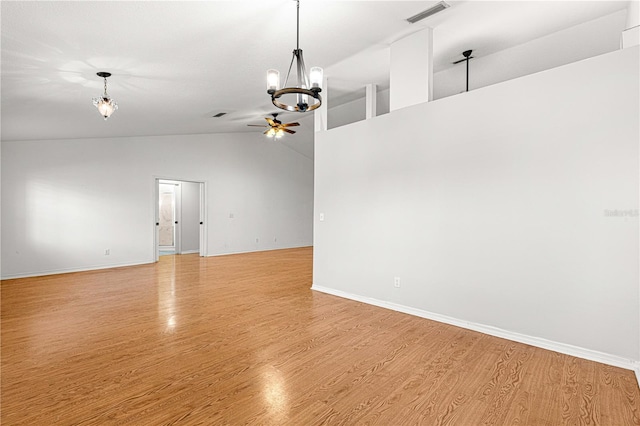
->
[158,182,179,254]
[179,181,200,254]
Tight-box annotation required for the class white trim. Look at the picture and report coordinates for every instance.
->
[1,260,153,280]
[180,250,200,255]
[3,247,313,279]
[311,285,639,374]
[633,360,640,388]
[207,245,313,258]
[154,176,208,261]
[153,177,160,262]
[199,181,207,258]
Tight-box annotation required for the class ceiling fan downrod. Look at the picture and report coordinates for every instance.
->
[463,50,472,92]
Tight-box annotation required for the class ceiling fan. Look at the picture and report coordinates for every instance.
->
[248,113,299,138]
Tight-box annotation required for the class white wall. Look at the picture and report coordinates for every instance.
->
[314,47,639,366]
[433,9,626,99]
[390,27,433,111]
[1,132,313,278]
[328,88,390,130]
[326,10,625,130]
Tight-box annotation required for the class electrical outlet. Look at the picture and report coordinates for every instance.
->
[105,249,110,256]
[394,277,400,288]
[256,238,259,243]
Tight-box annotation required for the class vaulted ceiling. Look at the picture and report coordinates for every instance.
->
[1,1,630,145]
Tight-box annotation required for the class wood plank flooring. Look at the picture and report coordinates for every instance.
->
[2,247,639,425]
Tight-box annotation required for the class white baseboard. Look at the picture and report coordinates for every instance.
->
[180,250,200,255]
[1,259,153,280]
[311,285,639,376]
[207,245,313,258]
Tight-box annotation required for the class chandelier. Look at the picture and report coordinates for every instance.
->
[92,72,118,120]
[266,0,322,113]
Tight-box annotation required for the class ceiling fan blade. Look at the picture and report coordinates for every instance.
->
[283,128,296,134]
[247,124,267,127]
[263,129,271,135]
[282,122,300,127]
[452,56,474,64]
[266,118,276,126]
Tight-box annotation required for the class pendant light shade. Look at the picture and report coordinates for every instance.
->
[309,67,323,89]
[267,69,281,92]
[95,98,117,119]
[92,72,118,120]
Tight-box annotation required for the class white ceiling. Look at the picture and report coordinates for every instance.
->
[1,0,630,144]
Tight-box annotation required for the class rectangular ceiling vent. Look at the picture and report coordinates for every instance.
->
[212,112,227,118]
[406,1,450,24]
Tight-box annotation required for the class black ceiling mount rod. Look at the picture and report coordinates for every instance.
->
[463,50,472,92]
[453,50,474,92]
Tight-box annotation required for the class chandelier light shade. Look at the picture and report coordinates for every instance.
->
[266,0,322,113]
[267,69,281,92]
[92,72,118,120]
[309,67,323,89]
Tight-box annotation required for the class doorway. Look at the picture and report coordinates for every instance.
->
[154,178,206,261]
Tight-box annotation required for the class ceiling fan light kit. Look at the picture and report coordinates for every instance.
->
[92,72,118,120]
[266,0,322,113]
[247,113,300,139]
[266,127,285,139]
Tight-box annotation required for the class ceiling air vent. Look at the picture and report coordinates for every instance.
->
[212,112,227,118]
[406,1,450,24]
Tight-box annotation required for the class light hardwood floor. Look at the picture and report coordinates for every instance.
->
[2,247,639,425]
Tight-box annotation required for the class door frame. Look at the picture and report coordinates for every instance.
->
[153,177,207,262]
